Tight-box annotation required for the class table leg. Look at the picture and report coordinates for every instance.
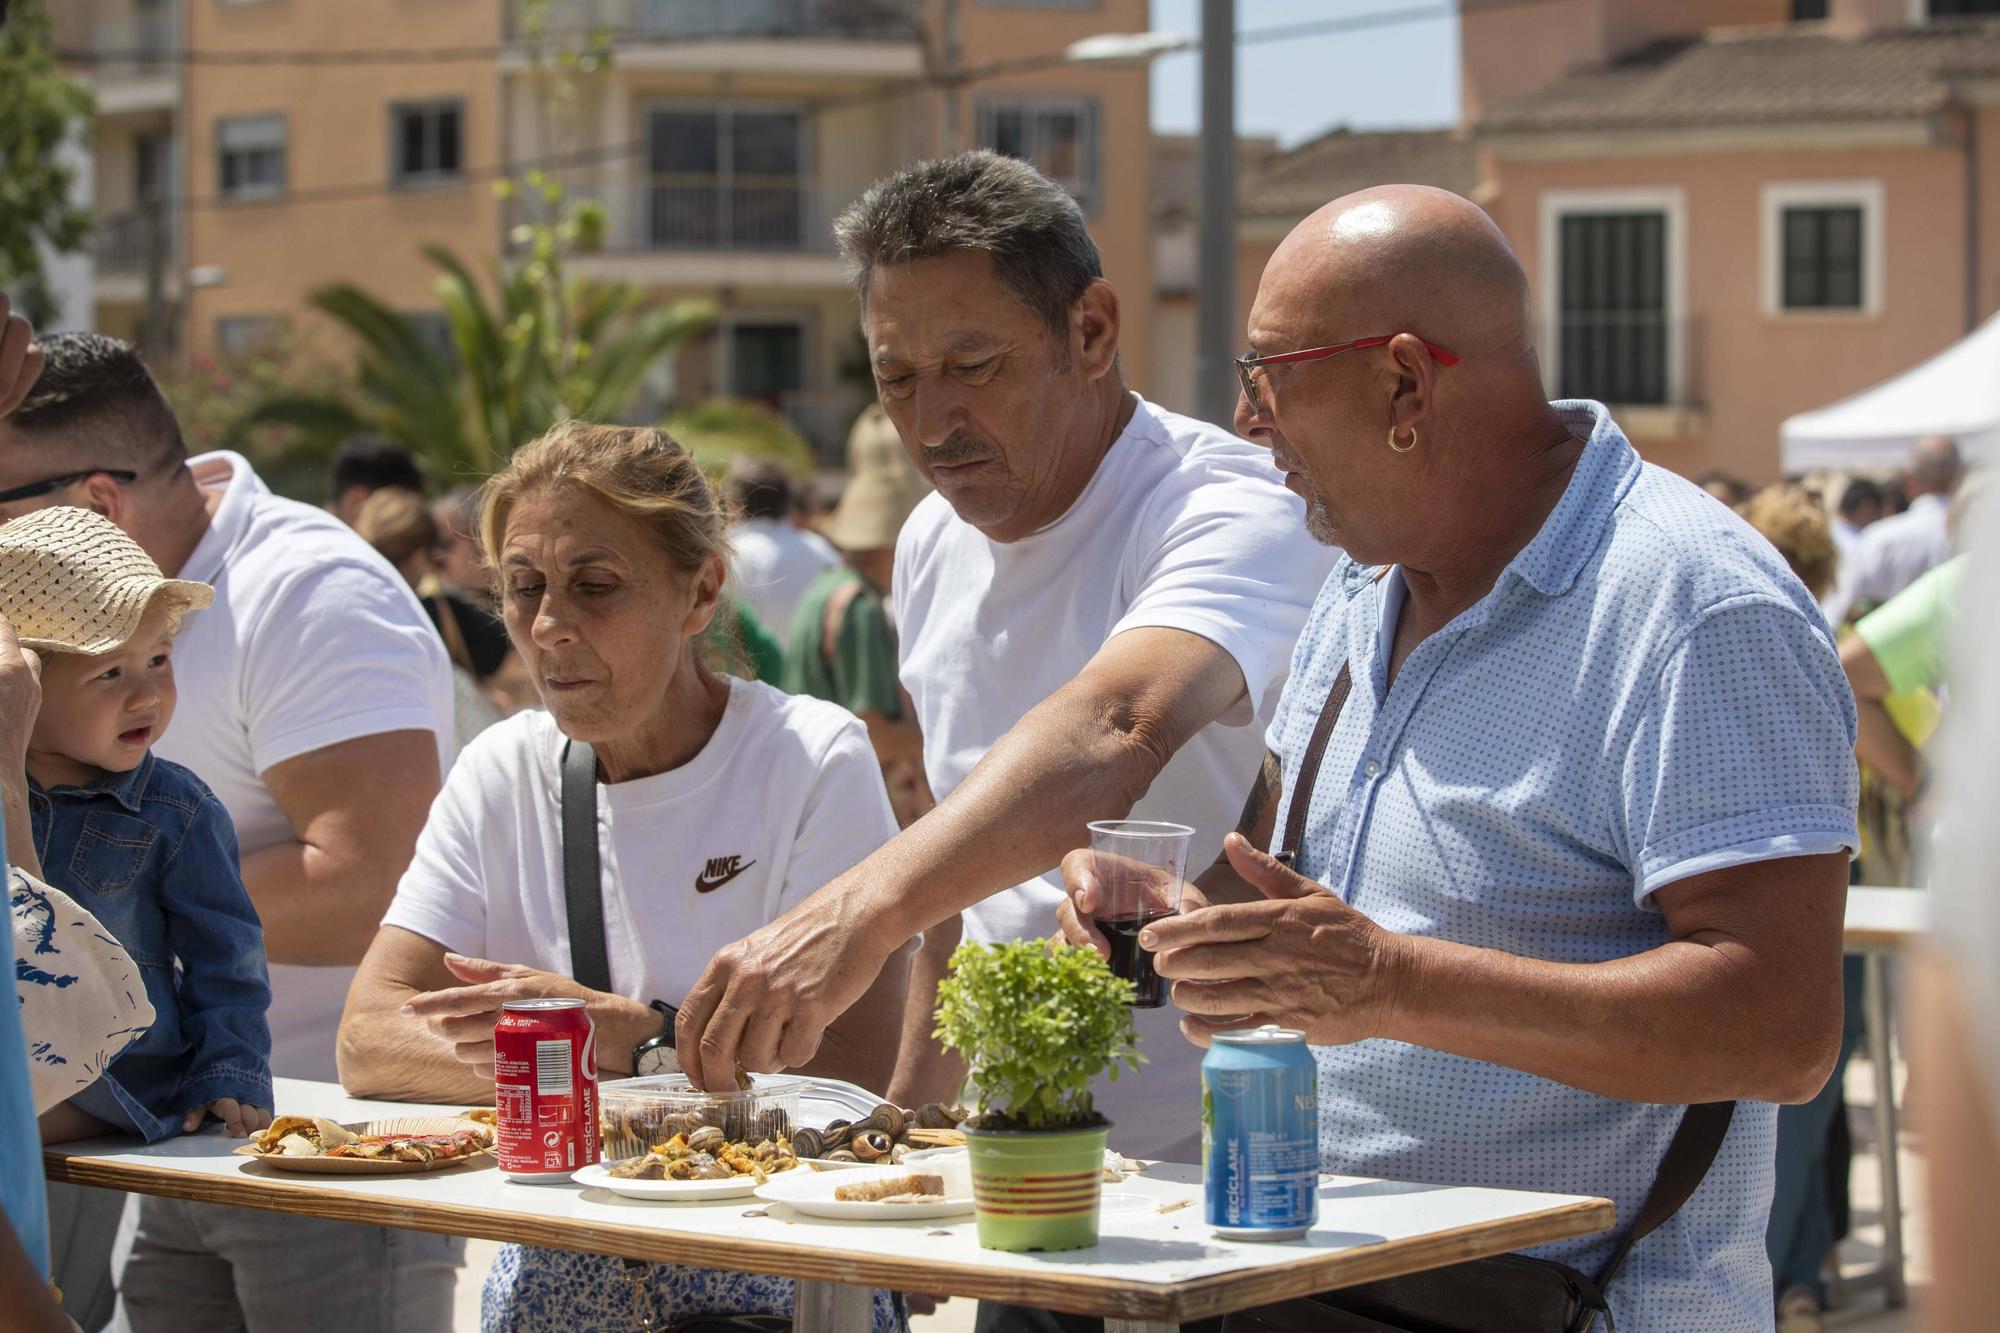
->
[1105,1321,1178,1333]
[1864,952,1907,1309]
[793,1278,876,1333]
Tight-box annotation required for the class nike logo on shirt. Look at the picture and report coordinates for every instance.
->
[695,855,757,894]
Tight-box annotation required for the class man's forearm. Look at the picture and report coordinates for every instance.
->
[241,841,399,966]
[1382,931,1837,1104]
[819,688,1170,942]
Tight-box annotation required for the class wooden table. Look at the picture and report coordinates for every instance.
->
[47,1078,1614,1333]
[1836,885,1930,1311]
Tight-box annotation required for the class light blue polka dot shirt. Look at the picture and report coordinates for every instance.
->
[1267,402,1859,1331]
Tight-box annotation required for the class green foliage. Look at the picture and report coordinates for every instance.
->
[0,2,92,326]
[238,238,716,480]
[158,332,355,502]
[933,940,1143,1132]
[665,397,816,478]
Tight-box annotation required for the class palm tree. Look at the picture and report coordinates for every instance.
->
[241,233,715,481]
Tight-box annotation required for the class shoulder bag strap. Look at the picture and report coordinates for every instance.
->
[560,739,613,993]
[1590,1100,1736,1297]
[1275,662,1353,866]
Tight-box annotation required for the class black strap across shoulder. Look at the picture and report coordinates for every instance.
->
[1247,658,1734,1329]
[560,739,613,993]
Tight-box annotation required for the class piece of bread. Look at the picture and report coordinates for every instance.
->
[834,1172,944,1203]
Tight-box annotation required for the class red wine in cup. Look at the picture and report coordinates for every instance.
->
[1095,912,1172,1008]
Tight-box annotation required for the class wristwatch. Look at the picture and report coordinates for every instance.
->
[632,1000,680,1076]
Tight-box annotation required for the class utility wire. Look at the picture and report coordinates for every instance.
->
[115,0,1554,215]
[64,0,1555,68]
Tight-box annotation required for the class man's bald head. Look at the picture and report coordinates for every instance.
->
[1236,184,1573,570]
[1907,434,1963,498]
[1257,185,1534,363]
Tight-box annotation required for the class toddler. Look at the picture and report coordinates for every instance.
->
[0,506,271,1141]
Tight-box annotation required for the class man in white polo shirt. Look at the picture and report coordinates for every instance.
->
[676,152,1334,1171]
[0,333,459,1332]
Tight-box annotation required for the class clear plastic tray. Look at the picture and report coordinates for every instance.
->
[598,1073,809,1160]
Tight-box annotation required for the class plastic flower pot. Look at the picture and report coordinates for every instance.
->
[963,1121,1111,1252]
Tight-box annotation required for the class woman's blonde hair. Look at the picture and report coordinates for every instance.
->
[481,421,731,578]
[354,487,439,570]
[1738,484,1837,599]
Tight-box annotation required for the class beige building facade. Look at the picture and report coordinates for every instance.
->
[61,0,1156,461]
[1163,0,2000,482]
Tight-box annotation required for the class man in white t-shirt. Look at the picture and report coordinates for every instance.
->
[0,333,459,1332]
[726,457,836,641]
[677,152,1334,1165]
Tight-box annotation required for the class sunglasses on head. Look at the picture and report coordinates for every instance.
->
[0,469,139,506]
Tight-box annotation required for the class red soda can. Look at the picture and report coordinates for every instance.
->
[494,998,600,1182]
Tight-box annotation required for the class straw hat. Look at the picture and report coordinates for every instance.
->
[822,406,931,552]
[0,507,213,655]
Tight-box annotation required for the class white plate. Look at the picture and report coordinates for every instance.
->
[754,1163,975,1221]
[573,1160,783,1201]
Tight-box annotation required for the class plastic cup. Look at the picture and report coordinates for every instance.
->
[1085,820,1193,1008]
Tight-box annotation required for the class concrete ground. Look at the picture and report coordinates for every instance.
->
[451,1056,1932,1331]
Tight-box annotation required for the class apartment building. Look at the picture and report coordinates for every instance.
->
[512,0,1153,453]
[51,0,184,346]
[56,0,1154,461]
[1158,0,2000,481]
[1474,0,2000,481]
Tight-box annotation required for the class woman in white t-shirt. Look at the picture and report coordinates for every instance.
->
[338,421,909,1333]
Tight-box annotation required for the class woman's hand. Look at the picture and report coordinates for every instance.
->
[398,954,658,1081]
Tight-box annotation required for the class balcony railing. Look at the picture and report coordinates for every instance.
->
[93,210,175,276]
[91,11,177,76]
[645,176,829,252]
[1547,311,1705,409]
[510,0,918,42]
[512,178,848,255]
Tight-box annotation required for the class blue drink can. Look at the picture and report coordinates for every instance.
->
[1202,1025,1318,1240]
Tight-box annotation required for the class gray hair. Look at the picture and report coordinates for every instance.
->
[834,150,1104,351]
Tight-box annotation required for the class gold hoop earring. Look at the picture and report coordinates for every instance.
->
[1389,425,1417,453]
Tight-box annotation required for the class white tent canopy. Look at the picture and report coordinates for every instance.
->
[1780,312,2000,473]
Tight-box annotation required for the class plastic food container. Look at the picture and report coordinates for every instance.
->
[597,1074,808,1161]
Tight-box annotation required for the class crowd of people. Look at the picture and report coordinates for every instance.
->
[0,142,1994,1333]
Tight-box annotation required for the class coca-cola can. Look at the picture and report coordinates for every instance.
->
[494,998,599,1182]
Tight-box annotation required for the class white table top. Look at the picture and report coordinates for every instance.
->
[46,1078,1614,1321]
[1844,886,1929,951]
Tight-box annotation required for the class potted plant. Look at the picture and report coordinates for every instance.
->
[933,939,1144,1252]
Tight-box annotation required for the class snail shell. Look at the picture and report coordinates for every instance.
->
[865,1104,908,1139]
[914,1103,952,1130]
[889,1144,913,1165]
[755,1110,790,1142]
[824,1148,859,1163]
[789,1128,824,1160]
[852,1129,894,1161]
[820,1120,853,1150]
[686,1126,726,1153]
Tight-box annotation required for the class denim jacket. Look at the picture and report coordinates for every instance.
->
[29,752,272,1141]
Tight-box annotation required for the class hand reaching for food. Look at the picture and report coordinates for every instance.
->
[183,1098,274,1137]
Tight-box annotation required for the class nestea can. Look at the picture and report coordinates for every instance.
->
[1202,1026,1318,1240]
[495,998,600,1182]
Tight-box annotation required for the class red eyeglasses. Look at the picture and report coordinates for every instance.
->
[1234,336,1460,417]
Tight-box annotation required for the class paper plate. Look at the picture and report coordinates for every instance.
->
[754,1162,974,1221]
[235,1116,494,1176]
[574,1159,795,1201]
